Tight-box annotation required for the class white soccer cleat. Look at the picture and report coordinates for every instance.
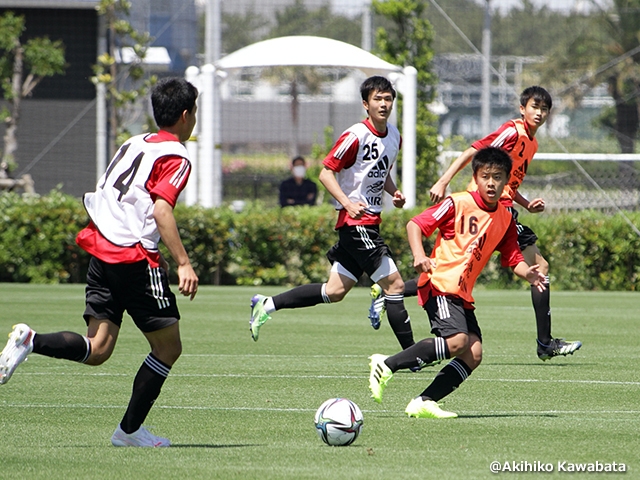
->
[0,323,34,385]
[111,425,171,447]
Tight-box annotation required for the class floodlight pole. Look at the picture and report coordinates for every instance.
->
[202,0,222,207]
[481,0,492,136]
[401,66,417,209]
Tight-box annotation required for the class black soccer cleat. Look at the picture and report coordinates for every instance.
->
[537,338,582,361]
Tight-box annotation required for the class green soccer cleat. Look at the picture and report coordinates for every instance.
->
[250,294,271,342]
[405,397,458,419]
[537,338,582,361]
[368,284,385,330]
[368,354,393,403]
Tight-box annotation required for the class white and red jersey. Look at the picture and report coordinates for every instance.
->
[77,131,191,266]
[323,118,401,228]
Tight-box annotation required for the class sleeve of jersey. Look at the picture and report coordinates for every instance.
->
[497,220,525,267]
[323,131,359,172]
[147,155,191,208]
[471,121,518,153]
[410,197,455,238]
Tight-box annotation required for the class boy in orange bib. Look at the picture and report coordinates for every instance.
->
[368,147,546,419]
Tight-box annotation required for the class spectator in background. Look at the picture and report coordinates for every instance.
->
[279,156,317,207]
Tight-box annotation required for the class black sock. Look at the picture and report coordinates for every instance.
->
[273,283,327,310]
[421,358,473,402]
[385,337,450,371]
[404,278,418,297]
[120,353,170,434]
[385,293,414,350]
[531,283,551,344]
[32,332,91,363]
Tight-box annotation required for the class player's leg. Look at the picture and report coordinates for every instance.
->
[522,242,582,360]
[367,277,419,330]
[111,262,178,448]
[375,267,414,349]
[0,257,121,384]
[405,333,481,419]
[250,267,357,342]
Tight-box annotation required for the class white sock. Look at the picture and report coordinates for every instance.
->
[264,297,276,314]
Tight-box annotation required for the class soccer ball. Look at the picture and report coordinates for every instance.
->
[314,398,363,446]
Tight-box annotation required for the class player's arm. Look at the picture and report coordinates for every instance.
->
[512,261,546,291]
[407,220,433,273]
[383,173,406,209]
[153,197,199,300]
[429,147,477,203]
[498,220,545,291]
[514,189,546,213]
[318,166,366,219]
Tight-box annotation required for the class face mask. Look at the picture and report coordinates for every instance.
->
[293,165,306,178]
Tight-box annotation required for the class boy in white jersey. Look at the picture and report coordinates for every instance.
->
[0,77,199,447]
[250,76,414,351]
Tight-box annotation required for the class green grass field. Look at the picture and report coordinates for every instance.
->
[0,283,638,479]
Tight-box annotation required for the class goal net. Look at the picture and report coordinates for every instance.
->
[439,151,640,213]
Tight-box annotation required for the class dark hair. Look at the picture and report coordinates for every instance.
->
[151,77,198,128]
[360,75,396,102]
[291,155,306,166]
[472,147,512,177]
[520,85,552,110]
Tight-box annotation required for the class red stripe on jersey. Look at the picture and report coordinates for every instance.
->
[323,131,359,171]
[472,120,519,153]
[148,156,191,207]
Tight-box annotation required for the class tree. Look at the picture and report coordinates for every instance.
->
[263,0,361,156]
[92,0,155,159]
[538,0,640,153]
[221,8,270,55]
[0,11,65,178]
[270,0,361,46]
[373,0,440,202]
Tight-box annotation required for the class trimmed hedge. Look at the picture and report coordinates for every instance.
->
[1,191,639,290]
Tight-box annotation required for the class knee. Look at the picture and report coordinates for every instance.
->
[468,349,482,370]
[154,340,182,366]
[445,334,469,357]
[327,291,347,303]
[85,345,114,366]
[538,256,549,276]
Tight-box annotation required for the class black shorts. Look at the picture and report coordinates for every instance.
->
[84,257,180,333]
[508,207,538,250]
[423,292,482,341]
[326,225,393,280]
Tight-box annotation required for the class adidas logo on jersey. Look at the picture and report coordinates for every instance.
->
[367,155,390,178]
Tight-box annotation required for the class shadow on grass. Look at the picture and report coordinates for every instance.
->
[170,444,262,449]
[458,413,558,419]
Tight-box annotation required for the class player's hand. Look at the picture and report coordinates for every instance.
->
[527,198,545,213]
[345,201,367,219]
[177,263,199,300]
[429,181,447,204]
[413,255,434,274]
[525,264,547,292]
[392,190,406,208]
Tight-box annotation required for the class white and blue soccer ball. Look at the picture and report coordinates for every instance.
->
[314,398,363,446]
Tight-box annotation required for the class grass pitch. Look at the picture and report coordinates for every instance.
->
[0,283,638,479]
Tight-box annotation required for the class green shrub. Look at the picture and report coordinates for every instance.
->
[2,191,640,290]
[0,191,89,283]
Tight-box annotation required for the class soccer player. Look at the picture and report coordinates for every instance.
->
[250,75,414,350]
[0,77,199,447]
[368,147,546,418]
[369,86,582,361]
